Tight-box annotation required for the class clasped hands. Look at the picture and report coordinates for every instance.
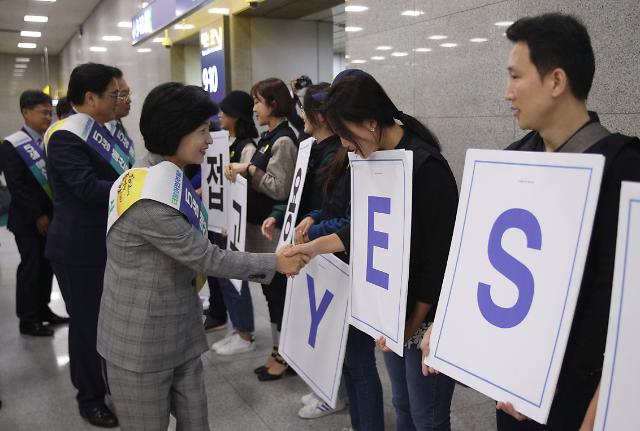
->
[272,218,318,277]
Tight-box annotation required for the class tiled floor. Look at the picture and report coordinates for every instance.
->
[0,227,497,430]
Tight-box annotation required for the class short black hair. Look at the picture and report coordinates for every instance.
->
[55,96,72,119]
[67,62,122,105]
[506,13,595,100]
[140,82,219,156]
[19,90,52,110]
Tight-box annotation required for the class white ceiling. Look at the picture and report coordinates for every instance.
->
[0,0,102,55]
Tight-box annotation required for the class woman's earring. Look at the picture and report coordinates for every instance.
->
[369,127,376,133]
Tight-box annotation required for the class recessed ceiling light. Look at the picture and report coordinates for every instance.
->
[345,54,350,59]
[137,48,152,53]
[428,35,447,40]
[18,42,37,49]
[153,37,164,43]
[141,2,149,8]
[351,59,366,64]
[14,64,28,69]
[345,26,363,32]
[90,46,107,52]
[345,5,368,12]
[102,35,122,41]
[401,10,424,16]
[117,21,132,28]
[15,57,30,62]
[174,24,195,30]
[391,52,408,57]
[494,21,514,27]
[470,38,488,43]
[34,0,56,2]
[440,43,458,48]
[376,45,392,50]
[414,48,432,52]
[208,7,230,14]
[20,31,41,38]
[24,15,48,22]
[370,56,385,60]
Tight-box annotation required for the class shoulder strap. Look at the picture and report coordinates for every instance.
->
[558,122,611,154]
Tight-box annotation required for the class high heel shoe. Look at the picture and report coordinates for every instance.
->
[254,345,278,374]
[257,353,296,381]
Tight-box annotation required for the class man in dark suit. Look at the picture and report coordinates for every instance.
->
[45,63,123,428]
[0,90,69,337]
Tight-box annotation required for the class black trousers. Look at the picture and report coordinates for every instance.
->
[496,372,599,431]
[14,233,53,322]
[51,261,106,409]
[261,272,287,332]
[206,232,227,321]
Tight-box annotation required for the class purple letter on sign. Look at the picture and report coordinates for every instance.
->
[477,208,542,328]
[307,274,334,348]
[367,196,391,290]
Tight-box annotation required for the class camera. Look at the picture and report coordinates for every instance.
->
[294,75,312,90]
[246,0,264,8]
[161,29,172,49]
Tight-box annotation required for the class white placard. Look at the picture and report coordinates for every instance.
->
[201,131,230,233]
[226,175,247,292]
[426,149,604,424]
[277,137,314,249]
[594,181,640,430]
[348,149,413,356]
[279,254,350,408]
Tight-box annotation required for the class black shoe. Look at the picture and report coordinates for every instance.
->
[257,355,296,382]
[19,321,54,337]
[254,345,279,374]
[40,309,70,325]
[203,315,228,332]
[79,405,119,428]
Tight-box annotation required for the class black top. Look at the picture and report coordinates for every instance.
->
[45,130,119,265]
[298,135,342,218]
[0,130,53,235]
[337,129,459,323]
[507,114,640,388]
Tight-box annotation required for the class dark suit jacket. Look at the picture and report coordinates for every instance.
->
[45,130,119,266]
[0,132,53,235]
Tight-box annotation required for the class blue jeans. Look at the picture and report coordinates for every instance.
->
[384,344,456,431]
[219,279,254,333]
[343,326,384,431]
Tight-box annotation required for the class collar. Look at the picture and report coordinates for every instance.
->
[261,120,289,140]
[22,124,43,143]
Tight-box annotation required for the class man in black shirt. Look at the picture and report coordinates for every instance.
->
[492,13,640,430]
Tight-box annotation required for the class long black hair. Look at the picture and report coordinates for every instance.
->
[325,70,440,152]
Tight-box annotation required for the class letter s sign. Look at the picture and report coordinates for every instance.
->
[477,208,542,329]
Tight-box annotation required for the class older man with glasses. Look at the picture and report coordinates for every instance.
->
[0,89,68,337]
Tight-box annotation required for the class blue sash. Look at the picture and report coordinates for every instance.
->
[4,130,52,199]
[111,122,136,166]
[44,113,132,175]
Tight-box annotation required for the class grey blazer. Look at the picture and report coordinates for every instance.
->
[97,199,276,373]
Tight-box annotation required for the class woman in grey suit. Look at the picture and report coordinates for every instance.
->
[97,83,307,431]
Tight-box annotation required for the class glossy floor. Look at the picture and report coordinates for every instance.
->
[0,227,496,430]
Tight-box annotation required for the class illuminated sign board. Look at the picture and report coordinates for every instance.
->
[200,21,226,104]
[130,0,210,45]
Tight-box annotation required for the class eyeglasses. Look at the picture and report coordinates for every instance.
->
[32,108,53,117]
[102,90,120,100]
[117,92,132,102]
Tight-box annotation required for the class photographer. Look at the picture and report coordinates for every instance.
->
[288,75,312,141]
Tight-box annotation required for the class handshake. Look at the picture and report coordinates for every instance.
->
[274,243,315,277]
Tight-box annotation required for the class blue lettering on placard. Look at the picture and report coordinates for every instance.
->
[366,196,391,289]
[477,208,542,328]
[307,274,334,348]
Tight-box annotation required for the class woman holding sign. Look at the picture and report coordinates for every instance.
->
[287,69,459,431]
[97,82,308,431]
[225,78,299,381]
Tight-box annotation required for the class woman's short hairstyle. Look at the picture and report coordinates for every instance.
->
[67,63,121,106]
[250,78,293,118]
[140,82,219,156]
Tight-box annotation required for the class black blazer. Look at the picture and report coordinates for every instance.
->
[44,130,119,266]
[0,132,53,235]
